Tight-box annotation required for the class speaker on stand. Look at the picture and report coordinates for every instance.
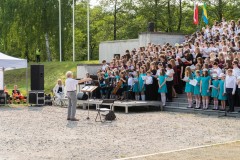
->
[29,65,45,106]
[148,22,155,32]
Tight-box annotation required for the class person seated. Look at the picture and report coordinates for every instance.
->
[53,79,65,105]
[12,85,26,103]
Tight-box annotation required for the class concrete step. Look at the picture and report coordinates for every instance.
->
[163,104,240,118]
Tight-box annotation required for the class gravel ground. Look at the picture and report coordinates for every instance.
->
[0,106,240,160]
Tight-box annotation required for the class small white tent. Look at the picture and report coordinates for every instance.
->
[0,52,28,90]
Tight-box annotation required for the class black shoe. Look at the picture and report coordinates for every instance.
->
[70,118,79,121]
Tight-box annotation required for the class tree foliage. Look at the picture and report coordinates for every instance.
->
[0,0,239,61]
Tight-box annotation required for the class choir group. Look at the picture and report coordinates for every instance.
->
[96,18,240,112]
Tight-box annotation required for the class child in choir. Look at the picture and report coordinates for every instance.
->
[211,74,219,110]
[200,68,211,109]
[145,70,153,100]
[238,76,240,109]
[225,69,236,112]
[194,70,201,109]
[127,73,134,99]
[218,73,227,111]
[139,66,146,101]
[182,66,194,108]
[158,68,167,106]
[133,71,140,100]
[115,70,120,82]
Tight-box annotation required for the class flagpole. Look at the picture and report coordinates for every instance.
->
[87,0,90,61]
[59,0,62,62]
[73,0,75,62]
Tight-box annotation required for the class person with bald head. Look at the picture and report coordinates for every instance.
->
[65,71,92,121]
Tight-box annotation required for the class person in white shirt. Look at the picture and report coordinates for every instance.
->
[166,64,174,102]
[212,62,222,77]
[224,69,236,112]
[232,60,240,77]
[101,60,109,71]
[144,71,153,101]
[53,79,65,105]
[65,71,92,121]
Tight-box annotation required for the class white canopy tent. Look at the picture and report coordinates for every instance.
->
[0,52,28,90]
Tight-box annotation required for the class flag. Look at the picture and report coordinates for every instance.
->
[193,3,199,25]
[202,3,208,24]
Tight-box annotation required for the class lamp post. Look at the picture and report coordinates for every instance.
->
[59,0,62,62]
[73,0,75,62]
[87,0,90,61]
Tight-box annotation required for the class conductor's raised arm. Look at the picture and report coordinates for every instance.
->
[78,78,92,84]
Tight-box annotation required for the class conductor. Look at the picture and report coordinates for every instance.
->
[65,71,92,121]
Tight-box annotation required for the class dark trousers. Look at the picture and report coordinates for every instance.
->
[145,84,152,101]
[166,80,173,101]
[226,88,234,112]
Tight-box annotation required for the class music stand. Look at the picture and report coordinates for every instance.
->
[81,86,98,120]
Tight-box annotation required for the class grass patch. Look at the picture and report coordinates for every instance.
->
[4,60,99,95]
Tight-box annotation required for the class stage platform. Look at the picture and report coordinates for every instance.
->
[81,99,162,114]
[57,94,240,117]
[76,98,240,117]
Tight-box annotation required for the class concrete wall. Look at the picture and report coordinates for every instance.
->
[99,39,139,63]
[99,32,185,63]
[139,32,185,47]
[77,64,101,79]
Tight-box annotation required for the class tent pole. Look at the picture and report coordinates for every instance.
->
[26,63,29,104]
[2,68,4,90]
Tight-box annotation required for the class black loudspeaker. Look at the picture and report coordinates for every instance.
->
[77,92,88,100]
[29,91,45,105]
[148,22,155,32]
[31,65,44,90]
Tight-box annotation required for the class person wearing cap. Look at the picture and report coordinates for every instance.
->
[200,68,211,109]
[218,73,227,111]
[224,69,236,112]
[65,71,92,121]
[211,74,219,110]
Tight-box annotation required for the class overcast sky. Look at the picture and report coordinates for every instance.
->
[90,0,99,6]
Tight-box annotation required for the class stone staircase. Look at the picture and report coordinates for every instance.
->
[164,93,240,118]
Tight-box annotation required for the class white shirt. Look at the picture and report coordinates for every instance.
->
[233,67,240,77]
[53,84,65,94]
[212,67,222,77]
[145,76,153,85]
[225,75,236,94]
[101,64,109,71]
[128,77,134,86]
[65,78,79,92]
[156,69,161,76]
[166,69,174,81]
